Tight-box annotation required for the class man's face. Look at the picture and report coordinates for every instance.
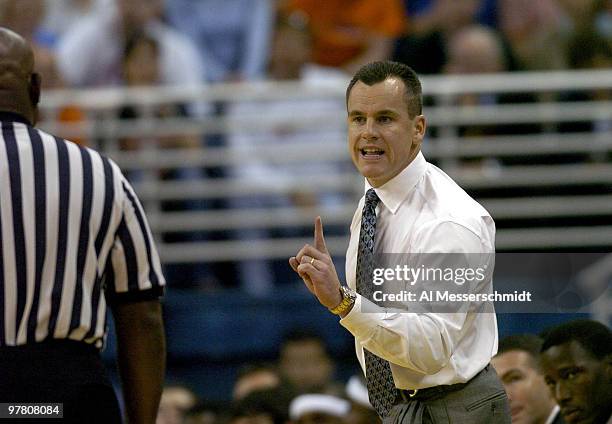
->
[491,350,556,424]
[347,78,425,188]
[540,341,612,424]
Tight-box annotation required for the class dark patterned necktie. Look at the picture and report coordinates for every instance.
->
[356,189,397,418]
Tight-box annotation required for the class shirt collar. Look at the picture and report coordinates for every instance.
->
[364,151,427,214]
[544,405,560,424]
[0,111,32,126]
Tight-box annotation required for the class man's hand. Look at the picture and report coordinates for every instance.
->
[289,216,343,310]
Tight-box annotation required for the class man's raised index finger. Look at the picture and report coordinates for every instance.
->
[314,216,327,253]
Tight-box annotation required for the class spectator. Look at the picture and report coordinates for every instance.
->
[278,330,341,395]
[56,0,206,89]
[165,0,273,82]
[441,25,543,169]
[157,384,199,424]
[118,30,213,288]
[289,394,350,424]
[281,0,407,74]
[539,319,612,424]
[491,334,561,424]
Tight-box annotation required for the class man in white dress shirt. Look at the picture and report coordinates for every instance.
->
[289,61,510,423]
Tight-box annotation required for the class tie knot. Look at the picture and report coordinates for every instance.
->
[365,189,380,208]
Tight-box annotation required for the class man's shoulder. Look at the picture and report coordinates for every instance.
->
[33,127,121,175]
[419,163,492,222]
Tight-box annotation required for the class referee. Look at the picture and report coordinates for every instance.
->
[0,28,166,423]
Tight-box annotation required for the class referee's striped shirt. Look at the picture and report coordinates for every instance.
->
[0,112,165,349]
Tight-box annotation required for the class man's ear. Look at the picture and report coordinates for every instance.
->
[413,114,426,146]
[29,72,41,106]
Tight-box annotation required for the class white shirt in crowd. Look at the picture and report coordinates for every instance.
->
[341,151,498,390]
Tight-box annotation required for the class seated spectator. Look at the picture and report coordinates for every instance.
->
[345,375,381,424]
[289,394,350,424]
[118,30,213,288]
[278,330,342,395]
[281,0,407,74]
[165,0,273,82]
[539,319,612,424]
[233,363,283,401]
[491,334,561,424]
[441,25,544,168]
[56,0,205,90]
[157,384,199,424]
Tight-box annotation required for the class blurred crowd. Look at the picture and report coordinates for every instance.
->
[1,0,610,290]
[1,2,611,423]
[153,319,612,424]
[2,0,609,86]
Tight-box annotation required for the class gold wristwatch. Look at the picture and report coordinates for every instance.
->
[329,285,356,315]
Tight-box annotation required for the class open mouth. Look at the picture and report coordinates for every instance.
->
[360,147,385,159]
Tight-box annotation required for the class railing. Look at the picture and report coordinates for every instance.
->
[37,70,612,265]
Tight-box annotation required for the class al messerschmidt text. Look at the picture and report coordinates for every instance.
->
[373,290,532,303]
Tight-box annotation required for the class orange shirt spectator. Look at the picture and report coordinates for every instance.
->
[283,0,407,70]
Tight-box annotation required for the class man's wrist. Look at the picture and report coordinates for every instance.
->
[329,285,356,316]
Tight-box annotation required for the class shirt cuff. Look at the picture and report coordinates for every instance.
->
[339,294,387,340]
[106,285,165,305]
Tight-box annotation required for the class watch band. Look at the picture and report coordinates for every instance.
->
[329,285,356,315]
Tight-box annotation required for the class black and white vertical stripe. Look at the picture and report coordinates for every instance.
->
[0,119,165,348]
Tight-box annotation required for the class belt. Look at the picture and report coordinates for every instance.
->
[396,365,489,403]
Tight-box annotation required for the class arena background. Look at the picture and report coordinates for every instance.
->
[3,0,610,419]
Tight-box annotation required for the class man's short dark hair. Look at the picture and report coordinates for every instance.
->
[541,319,612,360]
[346,61,423,118]
[498,334,544,358]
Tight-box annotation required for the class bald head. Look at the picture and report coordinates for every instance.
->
[0,26,39,124]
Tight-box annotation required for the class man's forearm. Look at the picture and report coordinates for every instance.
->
[113,300,166,424]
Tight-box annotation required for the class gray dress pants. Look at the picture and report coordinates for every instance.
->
[383,365,511,424]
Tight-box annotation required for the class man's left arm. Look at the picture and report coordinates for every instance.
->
[111,300,166,424]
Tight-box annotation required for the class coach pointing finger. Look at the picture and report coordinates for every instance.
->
[290,61,509,423]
